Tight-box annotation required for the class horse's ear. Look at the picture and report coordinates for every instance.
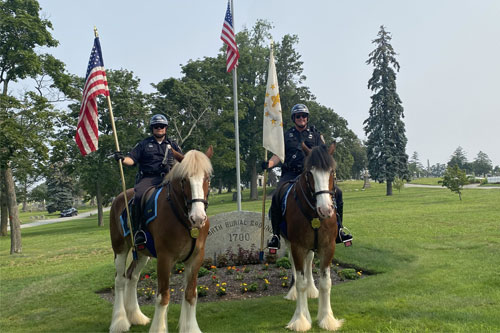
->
[205,145,214,159]
[172,149,184,162]
[328,142,336,155]
[302,142,311,155]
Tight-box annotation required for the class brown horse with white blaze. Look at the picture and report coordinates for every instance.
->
[282,143,344,331]
[109,146,213,333]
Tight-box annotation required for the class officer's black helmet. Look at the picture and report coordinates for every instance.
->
[149,114,168,130]
[291,104,309,121]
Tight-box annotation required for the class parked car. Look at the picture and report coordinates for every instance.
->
[60,207,78,217]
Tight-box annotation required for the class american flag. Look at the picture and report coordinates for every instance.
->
[75,37,109,156]
[220,0,239,72]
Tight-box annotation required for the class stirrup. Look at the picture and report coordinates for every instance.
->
[268,235,280,254]
[338,227,353,247]
[134,230,147,251]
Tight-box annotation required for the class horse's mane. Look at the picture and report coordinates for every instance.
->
[304,144,336,172]
[165,150,213,182]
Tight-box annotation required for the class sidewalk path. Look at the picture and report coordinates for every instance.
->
[404,183,500,189]
[11,207,111,230]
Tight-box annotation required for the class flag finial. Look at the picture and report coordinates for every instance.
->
[94,26,99,38]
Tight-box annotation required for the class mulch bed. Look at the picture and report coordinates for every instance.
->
[98,262,363,305]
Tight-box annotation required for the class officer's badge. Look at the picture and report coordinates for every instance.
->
[289,133,294,137]
[148,143,153,148]
[308,134,313,139]
[311,218,321,229]
[190,228,200,239]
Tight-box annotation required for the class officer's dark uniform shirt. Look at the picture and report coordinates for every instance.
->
[128,136,182,176]
[282,126,322,174]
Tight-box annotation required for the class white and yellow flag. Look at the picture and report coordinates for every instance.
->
[262,46,285,162]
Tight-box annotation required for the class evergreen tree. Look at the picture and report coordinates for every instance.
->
[447,146,469,172]
[472,151,492,177]
[364,26,409,195]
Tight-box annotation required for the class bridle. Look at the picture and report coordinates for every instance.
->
[165,175,210,262]
[181,178,210,212]
[296,170,335,214]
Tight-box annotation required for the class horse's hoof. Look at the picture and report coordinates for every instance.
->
[285,287,297,301]
[109,318,131,333]
[318,316,344,331]
[286,315,311,332]
[128,311,150,326]
[307,286,319,299]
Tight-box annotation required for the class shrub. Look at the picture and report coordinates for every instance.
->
[276,256,291,269]
[198,267,210,277]
[338,268,359,280]
[174,262,184,274]
[197,285,209,297]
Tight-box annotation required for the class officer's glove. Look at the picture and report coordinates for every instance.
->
[114,151,125,162]
[261,161,269,171]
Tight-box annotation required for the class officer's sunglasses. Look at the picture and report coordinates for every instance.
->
[295,113,308,119]
[153,125,167,129]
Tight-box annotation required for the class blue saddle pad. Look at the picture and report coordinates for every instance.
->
[119,187,163,258]
[279,182,295,238]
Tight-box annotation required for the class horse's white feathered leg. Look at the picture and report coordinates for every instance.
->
[285,243,298,301]
[149,295,168,333]
[286,271,312,331]
[317,268,344,331]
[125,255,150,326]
[305,251,318,298]
[179,261,202,333]
[110,253,131,333]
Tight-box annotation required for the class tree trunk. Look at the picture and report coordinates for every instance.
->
[2,166,22,253]
[218,179,223,194]
[386,181,393,196]
[1,173,8,236]
[96,182,104,227]
[250,162,258,200]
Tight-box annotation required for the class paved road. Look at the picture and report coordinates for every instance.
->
[11,207,111,230]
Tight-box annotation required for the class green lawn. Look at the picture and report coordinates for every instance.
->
[1,182,499,332]
[408,177,442,185]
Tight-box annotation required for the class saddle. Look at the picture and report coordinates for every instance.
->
[271,180,296,238]
[119,186,163,257]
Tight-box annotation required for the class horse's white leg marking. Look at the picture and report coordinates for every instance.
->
[310,168,334,219]
[305,251,319,299]
[188,175,207,228]
[179,261,202,333]
[110,253,131,333]
[125,255,150,326]
[149,295,168,333]
[317,267,344,331]
[286,271,312,331]
[285,242,297,301]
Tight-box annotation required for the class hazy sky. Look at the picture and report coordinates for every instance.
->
[26,0,500,167]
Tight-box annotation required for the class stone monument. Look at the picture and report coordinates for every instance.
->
[205,210,285,262]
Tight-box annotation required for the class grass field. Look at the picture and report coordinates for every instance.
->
[1,181,500,332]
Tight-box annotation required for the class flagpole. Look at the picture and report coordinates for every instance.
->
[231,0,241,211]
[259,149,268,261]
[94,27,137,258]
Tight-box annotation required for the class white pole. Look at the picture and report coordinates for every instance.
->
[231,0,241,211]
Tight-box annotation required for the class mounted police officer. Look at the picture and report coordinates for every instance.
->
[114,114,182,249]
[262,104,353,249]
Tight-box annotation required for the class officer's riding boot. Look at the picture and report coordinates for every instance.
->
[267,197,281,252]
[132,202,147,250]
[335,192,353,246]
